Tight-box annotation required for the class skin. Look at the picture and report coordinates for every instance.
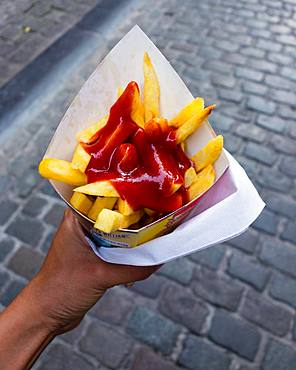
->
[0,209,158,370]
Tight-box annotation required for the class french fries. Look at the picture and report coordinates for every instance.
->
[188,165,215,201]
[88,197,118,221]
[39,158,87,186]
[70,192,93,215]
[39,52,223,234]
[74,181,119,197]
[169,97,204,127]
[71,144,91,173]
[176,105,216,144]
[192,135,223,172]
[143,52,160,121]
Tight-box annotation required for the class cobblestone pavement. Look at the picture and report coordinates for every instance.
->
[1,0,296,369]
[0,0,102,88]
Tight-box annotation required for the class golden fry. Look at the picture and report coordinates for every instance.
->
[39,158,87,186]
[188,165,215,201]
[76,115,108,144]
[74,181,119,197]
[117,86,124,97]
[94,208,143,232]
[118,198,134,216]
[71,144,91,173]
[88,196,118,221]
[143,52,160,122]
[169,97,204,127]
[192,135,223,172]
[131,86,145,128]
[176,105,216,144]
[70,192,93,215]
[184,167,197,188]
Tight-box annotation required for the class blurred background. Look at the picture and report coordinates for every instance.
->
[0,0,296,369]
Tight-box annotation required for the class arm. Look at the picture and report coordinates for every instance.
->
[0,210,158,369]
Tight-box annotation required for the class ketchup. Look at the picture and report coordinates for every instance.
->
[82,81,191,213]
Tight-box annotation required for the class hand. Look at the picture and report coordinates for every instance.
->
[32,209,159,334]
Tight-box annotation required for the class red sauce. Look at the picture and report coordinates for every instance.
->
[82,81,191,213]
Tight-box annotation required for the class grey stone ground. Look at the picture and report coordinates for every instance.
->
[1,0,296,369]
[0,0,101,87]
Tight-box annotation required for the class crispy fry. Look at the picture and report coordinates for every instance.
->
[143,52,160,122]
[192,135,223,172]
[188,165,215,201]
[95,209,124,233]
[169,97,204,127]
[39,158,87,186]
[71,144,91,173]
[176,105,216,144]
[76,115,108,144]
[94,209,143,232]
[118,198,134,216]
[184,167,197,188]
[88,196,118,221]
[70,192,93,215]
[144,208,156,216]
[117,86,124,97]
[74,181,119,197]
[131,86,145,128]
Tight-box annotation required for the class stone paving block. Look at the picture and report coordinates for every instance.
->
[271,89,296,107]
[281,221,296,244]
[159,257,194,285]
[247,96,276,115]
[235,66,264,82]
[218,88,243,103]
[228,229,258,254]
[193,267,244,311]
[257,168,292,192]
[227,254,269,291]
[252,209,279,235]
[79,322,132,368]
[7,245,44,280]
[0,199,18,225]
[256,115,286,133]
[241,46,265,58]
[280,66,296,81]
[242,81,268,96]
[270,272,296,309]
[5,215,45,246]
[265,75,293,90]
[61,320,87,344]
[130,274,165,298]
[249,59,277,73]
[159,284,209,334]
[91,288,133,324]
[259,240,296,278]
[40,229,55,254]
[1,279,27,306]
[280,157,296,178]
[271,135,296,156]
[267,52,293,65]
[127,306,180,355]
[189,245,225,270]
[0,270,10,291]
[131,347,180,370]
[40,343,94,370]
[209,310,261,360]
[263,339,296,370]
[22,195,48,217]
[257,38,282,52]
[242,290,293,336]
[0,236,15,262]
[44,203,65,227]
[235,124,267,143]
[266,194,296,219]
[178,335,231,370]
[244,142,277,165]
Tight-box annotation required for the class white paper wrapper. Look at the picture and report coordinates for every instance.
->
[44,25,264,265]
